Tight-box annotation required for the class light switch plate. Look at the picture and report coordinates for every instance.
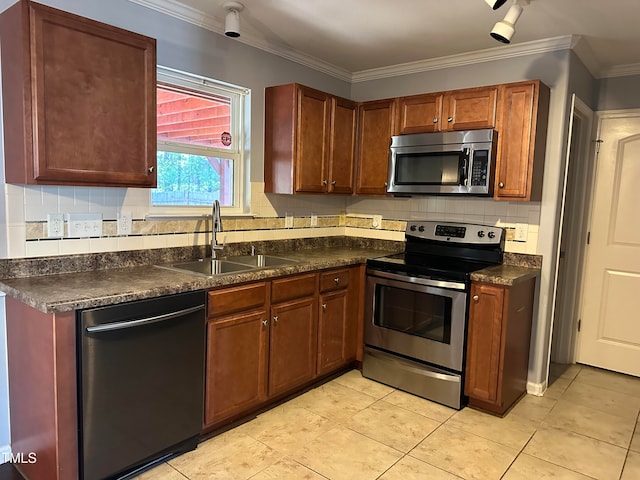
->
[515,223,528,242]
[310,214,318,227]
[285,213,294,229]
[67,213,103,238]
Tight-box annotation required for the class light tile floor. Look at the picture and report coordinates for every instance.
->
[136,364,640,480]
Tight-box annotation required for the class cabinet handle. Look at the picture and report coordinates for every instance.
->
[322,303,327,310]
[447,117,453,123]
[498,182,505,188]
[334,277,340,285]
[148,166,154,173]
[262,319,268,326]
[273,315,279,323]
[433,117,438,123]
[473,295,479,302]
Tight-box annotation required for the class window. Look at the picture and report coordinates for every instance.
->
[152,66,248,214]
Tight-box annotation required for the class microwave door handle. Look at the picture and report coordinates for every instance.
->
[461,148,470,187]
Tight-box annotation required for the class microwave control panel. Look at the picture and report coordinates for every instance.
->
[470,150,489,186]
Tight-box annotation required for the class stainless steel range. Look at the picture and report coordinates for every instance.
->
[363,221,504,409]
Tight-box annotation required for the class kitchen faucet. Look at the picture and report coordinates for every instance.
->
[211,199,224,258]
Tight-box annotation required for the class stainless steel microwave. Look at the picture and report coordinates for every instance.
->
[387,129,497,196]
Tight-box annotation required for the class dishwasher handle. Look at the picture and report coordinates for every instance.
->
[86,304,205,333]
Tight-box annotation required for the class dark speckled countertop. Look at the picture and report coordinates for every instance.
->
[0,238,542,313]
[0,246,399,313]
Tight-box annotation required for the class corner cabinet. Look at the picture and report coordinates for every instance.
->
[0,0,157,187]
[264,83,357,194]
[464,277,537,416]
[494,80,550,201]
[355,98,396,195]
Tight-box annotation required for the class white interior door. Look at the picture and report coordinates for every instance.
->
[576,111,640,377]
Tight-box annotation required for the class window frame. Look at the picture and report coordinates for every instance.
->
[149,66,249,216]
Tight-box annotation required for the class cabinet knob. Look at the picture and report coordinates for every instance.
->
[384,182,388,187]
[334,277,340,285]
[322,303,327,310]
[498,182,505,188]
[262,319,268,326]
[148,166,154,173]
[331,180,336,185]
[473,295,479,302]
[322,180,328,186]
[447,117,453,123]
[433,117,438,123]
[273,315,279,323]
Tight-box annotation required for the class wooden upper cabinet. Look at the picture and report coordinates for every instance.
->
[0,0,157,187]
[494,80,550,201]
[396,86,497,134]
[355,98,396,196]
[397,93,443,134]
[445,86,498,131]
[264,83,356,194]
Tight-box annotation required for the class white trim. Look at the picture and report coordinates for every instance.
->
[526,380,547,397]
[130,1,628,81]
[351,36,576,82]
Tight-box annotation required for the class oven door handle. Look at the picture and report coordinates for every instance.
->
[367,269,466,291]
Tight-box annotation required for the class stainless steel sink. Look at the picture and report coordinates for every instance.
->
[156,258,254,277]
[155,254,298,277]
[223,254,298,268]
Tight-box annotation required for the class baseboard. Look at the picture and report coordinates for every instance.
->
[0,444,11,464]
[526,380,547,396]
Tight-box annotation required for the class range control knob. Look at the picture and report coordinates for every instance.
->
[477,230,485,238]
[488,231,496,239]
[410,225,417,232]
[418,225,425,232]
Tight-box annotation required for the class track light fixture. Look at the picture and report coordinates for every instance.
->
[490,0,529,44]
[485,0,508,10]
[223,1,244,38]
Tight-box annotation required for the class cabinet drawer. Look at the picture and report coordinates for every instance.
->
[271,273,317,303]
[320,268,350,292]
[207,282,268,318]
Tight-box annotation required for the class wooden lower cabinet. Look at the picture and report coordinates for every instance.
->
[268,296,318,396]
[204,310,269,427]
[203,266,361,431]
[464,278,537,415]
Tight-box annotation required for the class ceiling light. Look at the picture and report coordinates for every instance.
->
[490,0,528,44]
[223,1,244,38]
[485,0,508,10]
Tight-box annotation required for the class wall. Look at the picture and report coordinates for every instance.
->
[597,74,640,111]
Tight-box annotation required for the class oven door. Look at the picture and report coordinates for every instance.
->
[364,269,468,372]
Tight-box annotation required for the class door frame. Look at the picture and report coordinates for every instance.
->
[548,95,595,365]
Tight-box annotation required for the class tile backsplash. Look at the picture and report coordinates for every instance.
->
[5,182,540,258]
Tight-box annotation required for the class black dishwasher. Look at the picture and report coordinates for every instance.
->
[77,291,206,480]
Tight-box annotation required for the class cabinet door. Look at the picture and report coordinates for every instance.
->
[317,289,349,375]
[328,97,357,193]
[397,93,443,134]
[495,81,549,200]
[464,283,505,404]
[2,1,157,187]
[268,297,318,397]
[204,310,269,427]
[355,99,396,195]
[443,87,498,131]
[295,86,331,193]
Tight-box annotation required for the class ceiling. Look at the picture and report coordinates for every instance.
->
[132,0,640,81]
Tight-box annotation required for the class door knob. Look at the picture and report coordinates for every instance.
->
[473,295,479,302]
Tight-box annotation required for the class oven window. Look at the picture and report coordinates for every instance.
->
[394,151,463,185]
[374,284,452,344]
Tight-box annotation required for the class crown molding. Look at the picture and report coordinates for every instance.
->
[599,63,640,78]
[351,36,576,82]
